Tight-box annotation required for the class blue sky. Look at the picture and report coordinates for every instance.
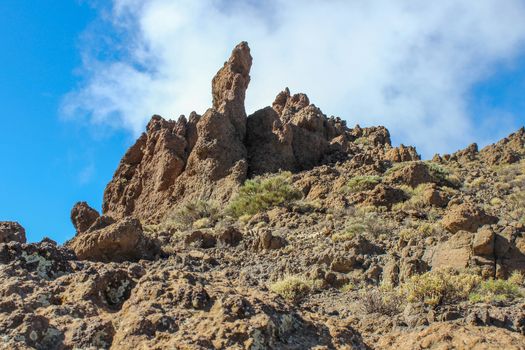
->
[1,0,525,243]
[0,1,129,243]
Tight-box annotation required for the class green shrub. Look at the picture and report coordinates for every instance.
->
[333,210,391,241]
[346,175,382,193]
[506,190,525,222]
[270,275,313,302]
[402,269,481,306]
[354,137,369,145]
[169,200,221,229]
[399,222,440,241]
[228,172,302,217]
[468,177,487,189]
[469,272,523,303]
[425,162,450,183]
[393,183,432,211]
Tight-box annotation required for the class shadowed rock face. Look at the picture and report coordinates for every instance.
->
[0,221,26,243]
[102,42,394,223]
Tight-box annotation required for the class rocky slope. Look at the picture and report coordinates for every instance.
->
[2,42,525,349]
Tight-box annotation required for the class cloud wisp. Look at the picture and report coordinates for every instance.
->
[63,0,525,157]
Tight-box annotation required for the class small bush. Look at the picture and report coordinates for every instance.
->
[394,183,432,211]
[425,162,450,184]
[506,191,525,222]
[346,175,381,193]
[399,222,440,241]
[340,283,357,292]
[469,272,524,303]
[332,210,391,241]
[270,275,312,302]
[228,172,302,217]
[355,137,369,145]
[360,288,404,316]
[468,177,487,189]
[402,269,481,306]
[169,200,221,229]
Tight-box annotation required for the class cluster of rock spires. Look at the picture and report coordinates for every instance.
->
[2,42,525,349]
[102,42,401,224]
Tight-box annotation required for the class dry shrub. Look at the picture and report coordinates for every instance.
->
[402,268,481,306]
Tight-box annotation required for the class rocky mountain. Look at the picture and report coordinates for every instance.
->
[1,42,525,349]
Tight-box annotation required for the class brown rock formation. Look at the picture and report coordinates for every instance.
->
[384,144,420,163]
[480,127,525,165]
[102,42,393,223]
[0,221,26,243]
[67,218,157,262]
[71,201,100,234]
[246,88,355,176]
[442,203,498,233]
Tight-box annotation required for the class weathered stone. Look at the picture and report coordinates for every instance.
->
[472,227,495,256]
[68,218,156,262]
[431,231,473,269]
[442,203,498,233]
[0,221,26,243]
[384,144,420,163]
[71,201,100,234]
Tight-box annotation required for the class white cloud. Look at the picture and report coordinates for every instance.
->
[63,0,525,157]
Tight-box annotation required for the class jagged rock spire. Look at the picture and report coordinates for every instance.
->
[211,41,252,137]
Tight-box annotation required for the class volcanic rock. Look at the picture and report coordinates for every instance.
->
[0,221,26,243]
[71,201,100,234]
[442,203,498,233]
[67,218,157,262]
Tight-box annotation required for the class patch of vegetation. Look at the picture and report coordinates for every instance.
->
[398,222,440,242]
[228,172,303,217]
[168,199,221,229]
[354,137,369,145]
[269,275,316,302]
[346,175,382,193]
[340,282,357,292]
[425,161,451,184]
[469,272,524,303]
[360,287,404,316]
[494,160,525,184]
[332,209,391,241]
[467,177,487,189]
[506,190,525,223]
[393,183,432,211]
[402,269,481,306]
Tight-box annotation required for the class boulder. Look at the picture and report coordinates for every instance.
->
[442,203,498,233]
[216,227,243,247]
[0,221,26,243]
[256,229,286,250]
[384,144,420,163]
[421,185,449,207]
[71,201,100,234]
[68,218,156,262]
[184,230,217,249]
[386,161,433,188]
[431,231,473,270]
[360,184,405,208]
[472,227,495,256]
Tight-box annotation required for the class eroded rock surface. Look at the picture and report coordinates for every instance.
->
[0,221,26,243]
